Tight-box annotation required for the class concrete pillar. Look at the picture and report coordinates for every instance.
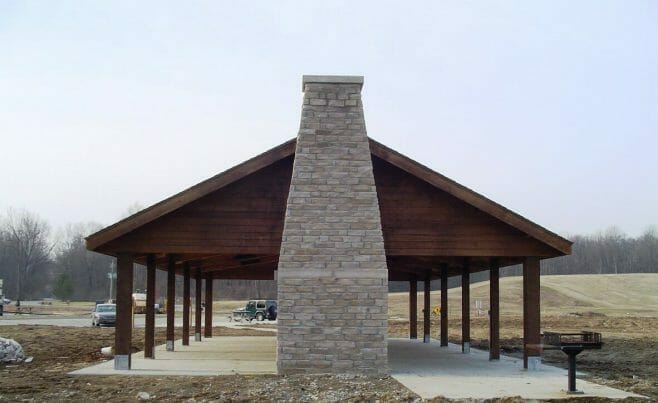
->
[523,256,541,370]
[182,262,190,346]
[462,260,470,353]
[489,258,500,360]
[144,254,156,359]
[409,276,417,339]
[166,255,175,351]
[195,266,202,341]
[277,75,388,374]
[114,252,133,370]
[423,271,431,343]
[204,273,213,338]
[440,263,448,347]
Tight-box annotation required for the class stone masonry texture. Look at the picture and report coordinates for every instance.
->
[276,75,389,374]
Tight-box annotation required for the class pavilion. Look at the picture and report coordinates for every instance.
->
[86,75,571,373]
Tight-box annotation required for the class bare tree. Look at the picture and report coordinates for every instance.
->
[1,209,54,300]
[54,222,114,301]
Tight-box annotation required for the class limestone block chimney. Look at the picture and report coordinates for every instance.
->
[276,75,389,374]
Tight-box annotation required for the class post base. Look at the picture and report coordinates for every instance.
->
[166,340,174,351]
[423,334,430,343]
[462,341,470,353]
[195,332,201,342]
[527,356,542,371]
[114,354,130,370]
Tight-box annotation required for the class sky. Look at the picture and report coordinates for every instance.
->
[1,1,656,238]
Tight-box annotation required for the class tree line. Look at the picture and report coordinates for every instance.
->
[0,207,656,301]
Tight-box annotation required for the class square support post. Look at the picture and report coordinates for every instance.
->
[409,276,417,339]
[523,256,541,370]
[166,255,175,351]
[204,273,213,338]
[489,258,500,360]
[462,259,471,353]
[440,263,448,347]
[144,254,156,359]
[423,271,431,343]
[114,252,133,370]
[182,262,190,346]
[195,267,202,341]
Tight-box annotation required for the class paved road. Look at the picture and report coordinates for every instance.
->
[0,313,276,331]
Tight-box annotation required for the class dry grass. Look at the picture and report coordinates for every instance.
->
[388,273,658,321]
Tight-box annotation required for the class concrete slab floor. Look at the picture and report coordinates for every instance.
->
[71,336,644,400]
[69,336,276,376]
[389,338,645,400]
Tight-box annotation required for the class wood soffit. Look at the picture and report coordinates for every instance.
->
[86,137,572,256]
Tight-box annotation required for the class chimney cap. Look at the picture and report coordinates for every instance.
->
[302,75,364,91]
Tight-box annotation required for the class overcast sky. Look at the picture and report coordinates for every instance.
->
[1,1,656,238]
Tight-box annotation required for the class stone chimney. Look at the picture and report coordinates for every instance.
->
[276,75,389,374]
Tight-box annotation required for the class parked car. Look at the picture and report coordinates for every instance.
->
[230,300,277,322]
[91,303,116,327]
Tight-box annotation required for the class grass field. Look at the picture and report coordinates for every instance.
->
[389,273,658,320]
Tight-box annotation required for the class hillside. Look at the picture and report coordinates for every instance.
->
[389,273,658,320]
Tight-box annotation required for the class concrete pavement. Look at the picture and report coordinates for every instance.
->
[70,336,276,376]
[0,314,276,332]
[70,336,644,400]
[389,338,644,400]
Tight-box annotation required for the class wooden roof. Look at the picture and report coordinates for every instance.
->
[86,138,571,257]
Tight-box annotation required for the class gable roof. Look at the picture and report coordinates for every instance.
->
[86,137,571,255]
[86,139,296,251]
[368,139,572,255]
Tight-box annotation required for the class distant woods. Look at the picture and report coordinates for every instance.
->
[0,207,656,301]
[541,227,658,275]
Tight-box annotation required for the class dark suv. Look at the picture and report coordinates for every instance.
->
[231,299,277,322]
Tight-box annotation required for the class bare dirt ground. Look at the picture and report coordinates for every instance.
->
[0,325,416,402]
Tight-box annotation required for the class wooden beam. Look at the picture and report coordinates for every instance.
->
[195,266,202,341]
[523,256,541,369]
[423,271,431,343]
[166,255,175,351]
[440,263,448,347]
[462,259,470,353]
[409,276,417,339]
[182,262,190,346]
[114,252,133,370]
[144,254,156,359]
[204,273,213,338]
[489,258,500,360]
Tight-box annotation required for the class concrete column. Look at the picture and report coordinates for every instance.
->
[461,260,470,353]
[144,254,156,359]
[182,262,190,346]
[194,266,202,341]
[440,263,448,347]
[409,276,417,339]
[423,271,431,343]
[166,255,175,351]
[114,252,133,370]
[523,256,541,370]
[489,258,500,360]
[204,273,213,338]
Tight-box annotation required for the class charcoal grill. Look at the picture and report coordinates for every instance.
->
[542,331,603,394]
